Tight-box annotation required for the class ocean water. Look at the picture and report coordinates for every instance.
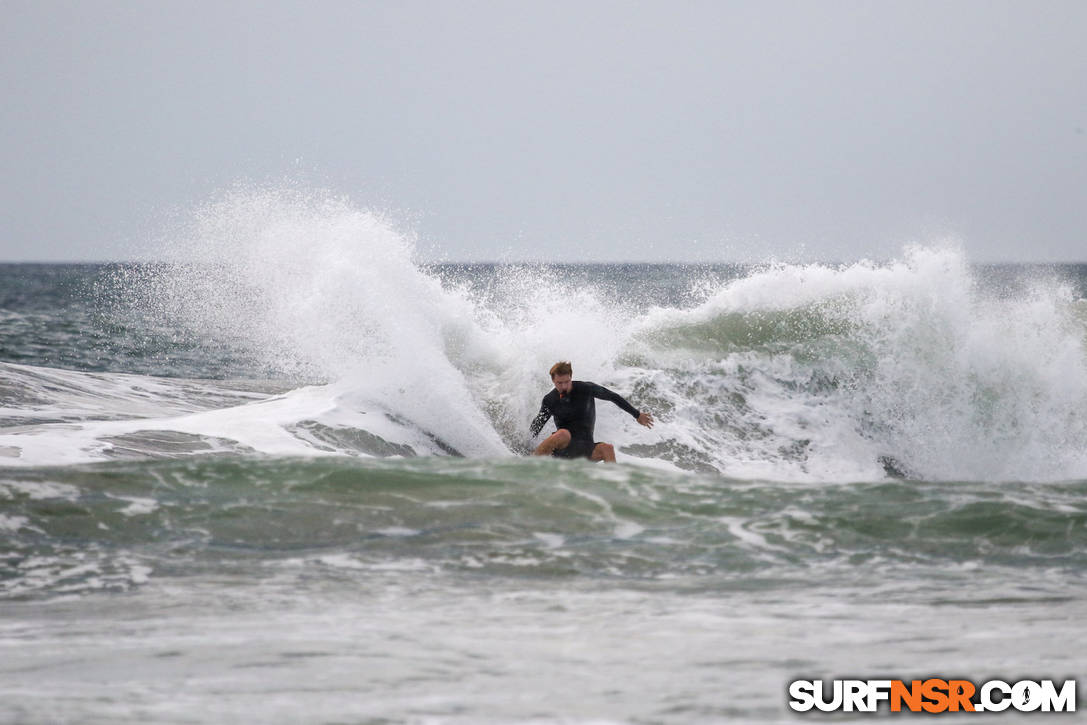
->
[2,191,1086,722]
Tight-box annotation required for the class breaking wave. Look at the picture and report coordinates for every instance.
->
[4,188,1087,481]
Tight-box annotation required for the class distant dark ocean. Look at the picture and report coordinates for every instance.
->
[2,192,1086,722]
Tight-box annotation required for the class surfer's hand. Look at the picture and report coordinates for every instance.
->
[637,412,654,429]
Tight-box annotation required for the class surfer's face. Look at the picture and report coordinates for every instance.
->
[552,373,573,396]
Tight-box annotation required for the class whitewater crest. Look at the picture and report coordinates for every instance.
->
[634,246,1087,480]
[4,189,1087,481]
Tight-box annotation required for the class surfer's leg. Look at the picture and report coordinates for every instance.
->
[533,428,571,456]
[591,442,616,463]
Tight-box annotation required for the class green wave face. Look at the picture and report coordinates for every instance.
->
[4,457,1086,599]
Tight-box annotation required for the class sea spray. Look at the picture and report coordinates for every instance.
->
[122,187,510,456]
[120,188,645,457]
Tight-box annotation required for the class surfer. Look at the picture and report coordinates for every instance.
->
[530,361,654,462]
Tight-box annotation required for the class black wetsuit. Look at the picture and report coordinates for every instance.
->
[530,381,641,459]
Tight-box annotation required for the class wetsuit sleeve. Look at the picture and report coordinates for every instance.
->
[586,382,640,419]
[529,400,553,437]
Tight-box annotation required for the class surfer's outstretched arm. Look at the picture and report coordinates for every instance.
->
[587,382,654,428]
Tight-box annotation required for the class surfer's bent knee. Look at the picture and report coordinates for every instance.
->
[533,428,571,456]
[591,442,616,463]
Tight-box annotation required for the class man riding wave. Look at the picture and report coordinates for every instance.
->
[530,361,654,462]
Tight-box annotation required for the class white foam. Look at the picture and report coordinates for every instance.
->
[0,479,80,501]
[375,527,420,537]
[112,496,159,517]
[0,514,28,533]
[533,532,566,549]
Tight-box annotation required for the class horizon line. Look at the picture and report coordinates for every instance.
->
[3,257,1087,266]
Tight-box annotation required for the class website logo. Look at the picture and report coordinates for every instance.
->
[788,678,1077,713]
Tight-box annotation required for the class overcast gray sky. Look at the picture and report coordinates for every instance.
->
[2,0,1085,262]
